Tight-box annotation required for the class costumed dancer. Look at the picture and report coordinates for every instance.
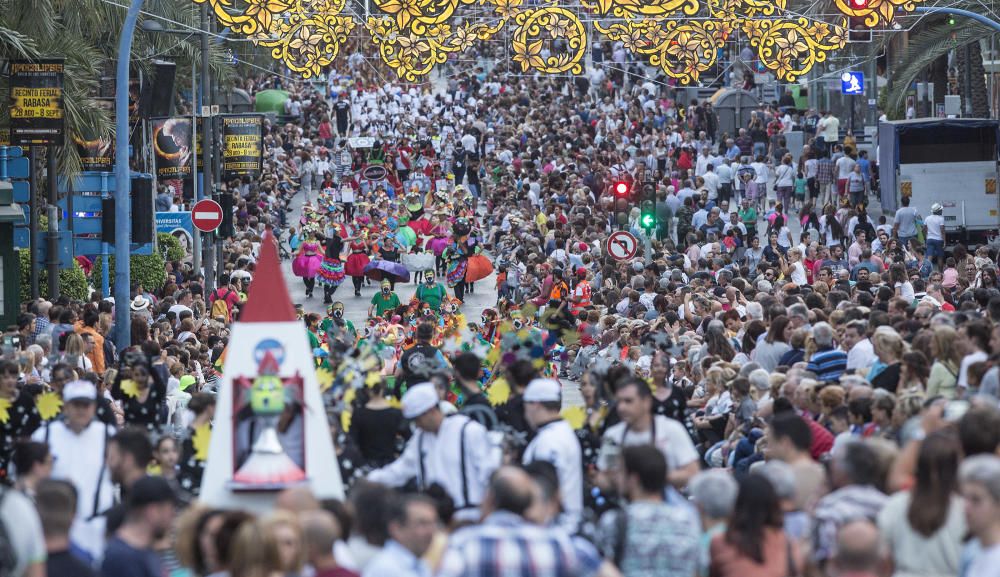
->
[292,233,323,298]
[317,231,347,304]
[427,210,452,275]
[367,230,407,291]
[345,224,371,297]
[444,217,473,303]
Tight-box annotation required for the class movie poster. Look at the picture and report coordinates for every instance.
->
[8,59,65,147]
[220,115,263,181]
[73,99,114,172]
[152,117,193,198]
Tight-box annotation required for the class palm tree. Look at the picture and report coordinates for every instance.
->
[882,10,993,119]
[0,0,234,176]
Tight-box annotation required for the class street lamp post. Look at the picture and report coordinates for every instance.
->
[140,19,203,276]
[114,0,144,352]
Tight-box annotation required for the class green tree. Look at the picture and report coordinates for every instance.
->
[90,251,167,294]
[17,250,89,302]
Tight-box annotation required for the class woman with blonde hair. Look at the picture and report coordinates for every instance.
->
[262,511,305,577]
[229,518,285,577]
[871,329,906,393]
[926,325,962,399]
[62,332,92,372]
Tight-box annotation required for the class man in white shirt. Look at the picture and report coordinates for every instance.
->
[924,203,946,267]
[701,164,720,201]
[368,383,497,521]
[362,495,437,577]
[32,380,116,562]
[842,321,876,374]
[599,378,699,488]
[521,379,583,532]
[835,153,856,199]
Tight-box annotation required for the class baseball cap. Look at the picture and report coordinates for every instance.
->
[63,380,97,402]
[401,383,439,419]
[179,375,196,392]
[523,378,561,403]
[127,476,177,510]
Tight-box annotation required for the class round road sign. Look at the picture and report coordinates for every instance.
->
[192,199,224,233]
[362,165,388,181]
[606,231,638,261]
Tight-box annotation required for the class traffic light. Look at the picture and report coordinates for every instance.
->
[612,180,631,229]
[639,181,656,233]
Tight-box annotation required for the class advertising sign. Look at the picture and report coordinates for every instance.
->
[156,211,194,255]
[8,59,65,146]
[220,115,263,181]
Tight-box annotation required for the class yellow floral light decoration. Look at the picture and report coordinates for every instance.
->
[192,0,873,87]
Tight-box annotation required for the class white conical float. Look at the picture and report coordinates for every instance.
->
[200,229,344,511]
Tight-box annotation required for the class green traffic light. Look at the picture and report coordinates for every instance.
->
[641,213,655,228]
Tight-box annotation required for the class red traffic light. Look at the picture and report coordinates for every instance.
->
[614,181,630,196]
[849,0,868,9]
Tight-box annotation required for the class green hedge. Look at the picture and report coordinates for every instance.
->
[158,232,186,262]
[18,251,89,302]
[89,251,167,294]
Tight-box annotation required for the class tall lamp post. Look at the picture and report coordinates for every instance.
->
[140,19,204,277]
[114,0,144,352]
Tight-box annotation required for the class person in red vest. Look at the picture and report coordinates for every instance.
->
[570,267,592,317]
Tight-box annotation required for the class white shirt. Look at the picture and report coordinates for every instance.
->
[522,419,583,532]
[599,416,699,473]
[790,261,808,285]
[846,338,877,372]
[368,415,497,519]
[959,350,989,389]
[363,540,431,577]
[925,214,945,241]
[836,155,856,180]
[33,419,116,562]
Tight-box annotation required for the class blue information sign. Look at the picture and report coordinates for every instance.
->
[841,72,864,95]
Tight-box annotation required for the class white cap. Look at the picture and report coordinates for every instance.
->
[63,380,97,402]
[523,378,561,403]
[401,382,439,419]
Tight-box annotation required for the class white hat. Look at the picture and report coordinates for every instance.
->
[63,380,97,402]
[401,382,439,419]
[130,295,150,311]
[523,378,561,403]
[931,203,943,214]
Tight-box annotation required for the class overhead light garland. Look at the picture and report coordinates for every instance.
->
[192,0,916,83]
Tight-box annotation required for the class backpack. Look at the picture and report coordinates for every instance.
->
[211,288,232,323]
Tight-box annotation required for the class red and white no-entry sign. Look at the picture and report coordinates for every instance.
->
[192,199,224,233]
[606,231,638,261]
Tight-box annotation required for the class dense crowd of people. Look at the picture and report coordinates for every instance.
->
[5,35,1000,577]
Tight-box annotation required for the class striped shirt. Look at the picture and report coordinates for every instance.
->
[808,347,848,382]
[438,511,600,577]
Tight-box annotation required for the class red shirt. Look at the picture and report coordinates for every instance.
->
[806,416,835,459]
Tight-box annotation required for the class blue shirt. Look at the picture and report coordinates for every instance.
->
[808,347,848,383]
[100,537,162,577]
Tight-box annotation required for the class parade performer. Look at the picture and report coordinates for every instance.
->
[365,230,408,290]
[317,232,346,304]
[427,211,452,275]
[321,301,357,345]
[369,280,402,318]
[444,218,473,302]
[414,270,448,312]
[344,236,371,297]
[292,233,323,298]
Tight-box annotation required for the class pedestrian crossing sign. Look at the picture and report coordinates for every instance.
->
[841,72,864,95]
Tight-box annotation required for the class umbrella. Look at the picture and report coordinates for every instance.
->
[364,260,410,283]
[255,89,290,114]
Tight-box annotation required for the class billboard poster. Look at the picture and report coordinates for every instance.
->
[152,117,193,199]
[73,99,114,172]
[156,211,194,256]
[8,59,65,147]
[220,115,263,181]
